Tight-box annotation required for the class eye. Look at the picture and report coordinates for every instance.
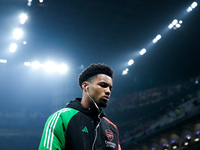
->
[99,82,107,88]
[99,82,112,91]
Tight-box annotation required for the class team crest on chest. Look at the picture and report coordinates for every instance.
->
[105,129,114,141]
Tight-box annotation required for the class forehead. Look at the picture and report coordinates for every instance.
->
[93,74,113,85]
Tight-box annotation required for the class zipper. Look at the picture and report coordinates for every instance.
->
[92,112,102,150]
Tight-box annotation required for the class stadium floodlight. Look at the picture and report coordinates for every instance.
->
[57,64,68,74]
[20,13,28,24]
[172,19,178,25]
[168,23,173,29]
[24,62,31,66]
[10,43,17,53]
[153,38,157,43]
[39,0,44,3]
[43,61,57,73]
[169,19,182,30]
[13,28,23,40]
[140,48,146,55]
[153,34,161,43]
[27,1,31,6]
[122,70,127,75]
[187,7,192,12]
[0,59,7,63]
[122,68,129,75]
[128,59,134,66]
[191,2,198,8]
[28,0,32,2]
[23,41,27,45]
[176,24,181,28]
[31,61,41,69]
[156,34,161,40]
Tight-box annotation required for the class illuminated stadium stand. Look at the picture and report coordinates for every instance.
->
[106,74,200,150]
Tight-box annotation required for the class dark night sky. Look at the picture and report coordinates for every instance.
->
[0,0,200,149]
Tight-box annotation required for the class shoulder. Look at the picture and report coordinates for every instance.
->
[57,107,79,116]
[102,117,118,132]
[47,108,79,123]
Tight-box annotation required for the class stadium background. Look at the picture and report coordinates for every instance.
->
[0,0,200,149]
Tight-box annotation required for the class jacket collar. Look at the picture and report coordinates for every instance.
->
[66,98,105,118]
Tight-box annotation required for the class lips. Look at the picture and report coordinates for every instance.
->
[103,96,109,101]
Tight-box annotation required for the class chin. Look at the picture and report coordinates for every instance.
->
[98,101,107,108]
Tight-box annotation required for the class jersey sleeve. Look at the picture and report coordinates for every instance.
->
[38,108,79,150]
[38,110,66,150]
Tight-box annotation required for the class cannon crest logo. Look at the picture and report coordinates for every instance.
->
[105,129,114,141]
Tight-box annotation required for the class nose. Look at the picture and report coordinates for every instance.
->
[105,87,111,96]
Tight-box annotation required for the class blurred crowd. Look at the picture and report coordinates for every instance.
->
[106,75,200,144]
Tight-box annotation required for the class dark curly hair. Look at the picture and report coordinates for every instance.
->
[78,63,113,88]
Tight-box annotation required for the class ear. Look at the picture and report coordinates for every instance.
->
[82,82,88,92]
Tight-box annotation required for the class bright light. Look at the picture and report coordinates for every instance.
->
[187,7,192,12]
[176,24,181,28]
[169,19,182,30]
[184,142,189,146]
[27,1,31,6]
[191,2,198,8]
[39,0,44,3]
[122,68,129,75]
[58,64,68,73]
[195,138,200,142]
[20,13,28,24]
[122,70,127,75]
[31,61,41,69]
[0,59,7,63]
[24,62,31,66]
[153,39,157,43]
[153,34,161,43]
[128,59,134,66]
[172,19,178,25]
[10,43,17,53]
[23,41,27,45]
[172,146,177,149]
[13,28,23,40]
[195,80,199,84]
[168,24,173,29]
[156,34,161,40]
[26,61,68,74]
[43,61,57,73]
[140,48,146,55]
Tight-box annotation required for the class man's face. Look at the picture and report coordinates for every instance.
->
[88,74,113,108]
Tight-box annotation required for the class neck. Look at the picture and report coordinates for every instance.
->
[81,93,94,108]
[81,93,100,113]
